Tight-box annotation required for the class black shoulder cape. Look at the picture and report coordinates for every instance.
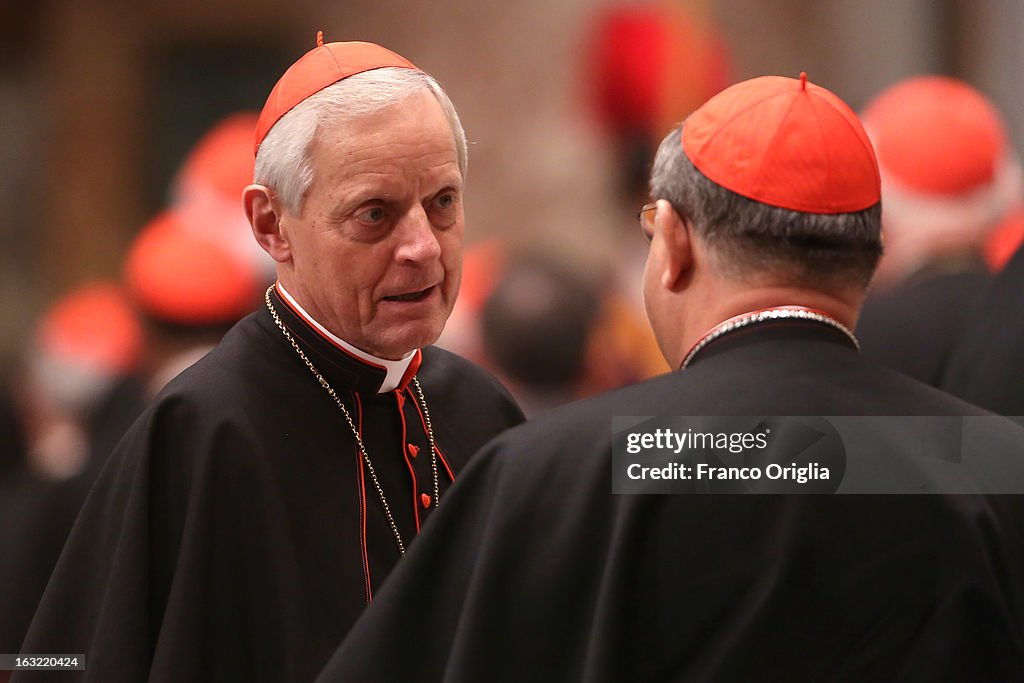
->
[16,292,524,683]
[320,321,1024,682]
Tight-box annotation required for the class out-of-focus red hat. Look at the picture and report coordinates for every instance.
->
[37,282,142,375]
[862,76,1007,196]
[178,112,259,202]
[861,76,1022,283]
[254,34,417,154]
[682,73,880,214]
[174,111,276,279]
[124,211,260,326]
[586,4,732,141]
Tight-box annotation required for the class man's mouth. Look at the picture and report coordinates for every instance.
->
[383,285,436,303]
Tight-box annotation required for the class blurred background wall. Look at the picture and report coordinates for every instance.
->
[1,0,1022,368]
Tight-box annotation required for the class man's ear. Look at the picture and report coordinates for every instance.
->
[655,199,693,292]
[243,184,291,263]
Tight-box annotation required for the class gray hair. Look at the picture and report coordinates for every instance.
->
[650,125,883,289]
[255,67,468,215]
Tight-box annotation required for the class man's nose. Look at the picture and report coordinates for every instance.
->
[394,205,443,264]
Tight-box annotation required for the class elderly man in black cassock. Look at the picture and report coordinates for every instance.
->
[16,37,523,683]
[318,75,1024,682]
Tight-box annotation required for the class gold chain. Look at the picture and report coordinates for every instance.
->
[264,285,439,556]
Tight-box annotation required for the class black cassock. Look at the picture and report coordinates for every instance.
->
[16,287,524,683]
[320,320,1024,682]
[941,245,1024,415]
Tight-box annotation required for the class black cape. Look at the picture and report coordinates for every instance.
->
[940,245,1024,414]
[16,289,524,683]
[857,268,991,385]
[320,320,1024,682]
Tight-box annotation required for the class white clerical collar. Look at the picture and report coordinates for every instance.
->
[277,282,417,393]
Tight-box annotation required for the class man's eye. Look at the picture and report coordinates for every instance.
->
[434,193,455,210]
[357,207,386,223]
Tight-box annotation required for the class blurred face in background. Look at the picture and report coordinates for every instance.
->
[278,90,465,359]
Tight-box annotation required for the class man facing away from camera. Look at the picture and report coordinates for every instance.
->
[317,74,1024,682]
[17,37,523,683]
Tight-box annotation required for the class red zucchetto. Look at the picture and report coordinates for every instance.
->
[254,35,417,154]
[682,73,881,214]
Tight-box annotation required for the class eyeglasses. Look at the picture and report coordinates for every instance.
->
[637,202,657,243]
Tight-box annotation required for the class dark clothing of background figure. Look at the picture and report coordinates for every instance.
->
[17,290,524,683]
[319,320,1024,683]
[0,384,26,482]
[0,384,41,659]
[857,268,991,385]
[0,469,49,659]
[941,245,1024,415]
[85,375,147,471]
[0,376,145,661]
